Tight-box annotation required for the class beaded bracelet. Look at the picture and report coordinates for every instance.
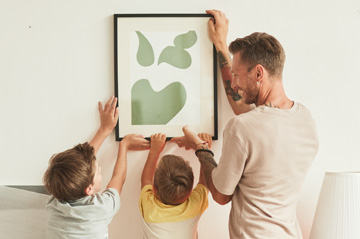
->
[195,148,214,157]
[196,142,208,147]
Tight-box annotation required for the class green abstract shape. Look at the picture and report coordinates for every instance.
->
[136,31,154,67]
[158,31,197,69]
[158,46,192,69]
[173,31,197,49]
[131,79,187,125]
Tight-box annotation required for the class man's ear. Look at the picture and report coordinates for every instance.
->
[255,64,264,81]
[85,184,93,196]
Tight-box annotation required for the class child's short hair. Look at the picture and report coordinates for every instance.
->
[154,154,194,205]
[43,142,96,201]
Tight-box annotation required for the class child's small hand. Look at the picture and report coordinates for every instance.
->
[198,133,212,149]
[121,134,150,151]
[98,96,119,135]
[150,133,167,154]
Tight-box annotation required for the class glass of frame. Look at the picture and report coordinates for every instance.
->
[114,14,217,141]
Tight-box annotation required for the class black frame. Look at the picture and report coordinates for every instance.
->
[114,14,218,141]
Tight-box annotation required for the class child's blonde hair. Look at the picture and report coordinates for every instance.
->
[154,154,194,205]
[43,142,96,201]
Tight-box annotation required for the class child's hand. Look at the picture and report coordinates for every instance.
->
[198,133,212,149]
[150,133,167,154]
[121,134,150,150]
[98,96,119,135]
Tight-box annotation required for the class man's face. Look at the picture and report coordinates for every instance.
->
[231,52,259,105]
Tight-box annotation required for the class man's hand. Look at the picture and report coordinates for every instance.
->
[120,134,150,151]
[171,126,205,150]
[206,9,229,52]
[98,96,119,135]
[198,133,212,149]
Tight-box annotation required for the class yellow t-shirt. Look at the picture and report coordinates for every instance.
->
[139,184,208,239]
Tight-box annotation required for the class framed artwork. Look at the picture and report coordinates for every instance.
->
[114,14,217,141]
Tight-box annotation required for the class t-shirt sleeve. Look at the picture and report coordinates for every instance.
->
[139,185,153,217]
[190,184,209,214]
[212,126,248,195]
[101,188,121,219]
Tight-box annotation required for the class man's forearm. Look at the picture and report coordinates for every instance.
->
[221,66,242,102]
[217,50,252,115]
[196,151,233,205]
[196,151,217,190]
[217,50,230,68]
[217,51,242,102]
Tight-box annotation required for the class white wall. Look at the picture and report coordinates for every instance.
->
[1,0,360,238]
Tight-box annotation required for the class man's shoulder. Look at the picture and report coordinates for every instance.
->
[225,108,260,130]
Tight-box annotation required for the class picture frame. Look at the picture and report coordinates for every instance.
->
[114,14,217,141]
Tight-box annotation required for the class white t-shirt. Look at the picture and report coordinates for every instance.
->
[46,188,120,239]
[212,103,319,239]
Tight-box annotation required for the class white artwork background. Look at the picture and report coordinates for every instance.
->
[130,31,201,125]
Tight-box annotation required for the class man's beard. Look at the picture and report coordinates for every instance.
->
[243,82,258,105]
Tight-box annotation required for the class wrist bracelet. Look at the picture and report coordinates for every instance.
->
[195,148,214,157]
[196,142,208,147]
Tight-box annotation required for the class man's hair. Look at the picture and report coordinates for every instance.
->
[229,32,286,77]
[154,154,194,205]
[43,142,96,201]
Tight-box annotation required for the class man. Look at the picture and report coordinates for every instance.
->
[171,10,319,239]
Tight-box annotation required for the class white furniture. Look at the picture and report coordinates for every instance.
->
[310,172,360,239]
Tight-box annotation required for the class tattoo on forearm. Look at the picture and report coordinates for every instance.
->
[220,65,242,102]
[197,152,218,187]
[217,51,228,68]
[224,80,242,101]
[201,154,218,168]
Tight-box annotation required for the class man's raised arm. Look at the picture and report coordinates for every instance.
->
[206,9,253,115]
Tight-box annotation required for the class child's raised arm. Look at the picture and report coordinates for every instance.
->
[141,133,166,189]
[107,134,150,195]
[89,96,119,155]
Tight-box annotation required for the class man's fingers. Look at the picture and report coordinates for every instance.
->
[206,135,213,148]
[207,9,221,20]
[182,125,189,134]
[206,9,220,16]
[170,137,184,147]
[208,18,215,32]
[198,133,213,148]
